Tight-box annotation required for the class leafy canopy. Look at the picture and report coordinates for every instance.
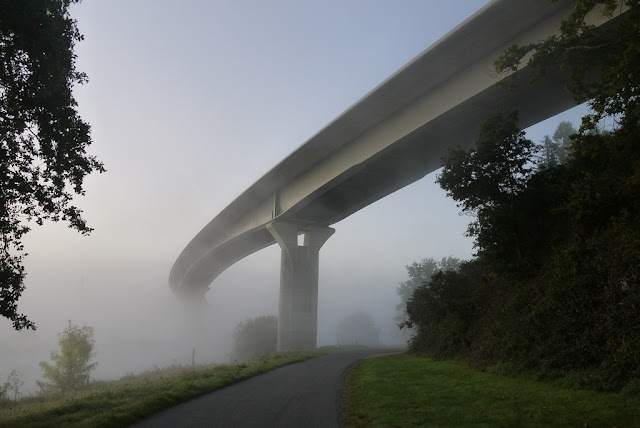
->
[437,111,536,265]
[403,1,640,387]
[38,320,97,392]
[494,0,640,130]
[395,257,460,327]
[437,111,535,214]
[0,0,104,330]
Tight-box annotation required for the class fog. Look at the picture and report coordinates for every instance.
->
[1,0,589,394]
[3,174,477,392]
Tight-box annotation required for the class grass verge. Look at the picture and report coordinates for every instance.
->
[344,353,640,427]
[0,349,330,427]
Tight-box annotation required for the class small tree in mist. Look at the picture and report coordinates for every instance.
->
[232,315,278,362]
[38,321,97,393]
[0,369,23,401]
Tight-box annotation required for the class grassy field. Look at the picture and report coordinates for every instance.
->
[0,349,330,427]
[344,354,640,427]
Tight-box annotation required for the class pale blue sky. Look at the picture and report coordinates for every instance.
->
[2,1,589,388]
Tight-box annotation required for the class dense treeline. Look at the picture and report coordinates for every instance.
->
[405,117,639,390]
[404,0,640,391]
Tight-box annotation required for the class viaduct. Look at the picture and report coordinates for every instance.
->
[170,0,618,351]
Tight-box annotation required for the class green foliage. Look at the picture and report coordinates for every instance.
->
[404,262,486,358]
[232,315,278,362]
[404,0,640,395]
[406,114,640,390]
[494,0,640,131]
[0,0,105,330]
[39,321,98,393]
[438,111,535,213]
[437,111,536,266]
[394,256,459,327]
[336,311,379,346]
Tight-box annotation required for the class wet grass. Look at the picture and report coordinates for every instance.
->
[0,349,331,427]
[345,353,640,427]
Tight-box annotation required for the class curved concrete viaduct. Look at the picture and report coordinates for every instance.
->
[170,0,619,350]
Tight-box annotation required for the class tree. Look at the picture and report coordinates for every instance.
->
[394,257,460,327]
[494,0,640,131]
[437,111,536,265]
[404,1,640,388]
[336,311,379,346]
[38,321,97,392]
[538,121,577,170]
[0,369,22,401]
[552,120,576,161]
[403,267,476,356]
[1,0,105,330]
[232,315,278,361]
[539,121,578,169]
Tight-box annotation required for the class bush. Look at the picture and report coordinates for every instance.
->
[232,315,278,361]
[38,321,97,393]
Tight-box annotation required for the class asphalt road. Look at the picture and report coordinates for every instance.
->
[132,348,392,428]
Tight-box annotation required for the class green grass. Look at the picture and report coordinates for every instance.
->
[345,354,640,427]
[0,349,331,427]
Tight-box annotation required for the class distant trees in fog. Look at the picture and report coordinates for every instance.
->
[38,321,98,393]
[232,315,278,361]
[539,121,576,168]
[0,370,23,401]
[336,311,379,346]
[394,257,460,330]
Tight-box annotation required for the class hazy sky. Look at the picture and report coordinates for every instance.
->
[2,0,588,390]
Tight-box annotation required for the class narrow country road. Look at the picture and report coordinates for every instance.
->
[132,348,393,428]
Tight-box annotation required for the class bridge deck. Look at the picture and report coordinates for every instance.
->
[170,0,589,295]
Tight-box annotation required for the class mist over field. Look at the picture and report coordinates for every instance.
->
[1,170,476,392]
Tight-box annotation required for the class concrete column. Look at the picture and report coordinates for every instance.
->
[266,221,334,351]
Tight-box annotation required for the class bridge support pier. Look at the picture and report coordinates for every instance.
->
[266,221,334,351]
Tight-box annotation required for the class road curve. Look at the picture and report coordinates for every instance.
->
[132,348,393,428]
